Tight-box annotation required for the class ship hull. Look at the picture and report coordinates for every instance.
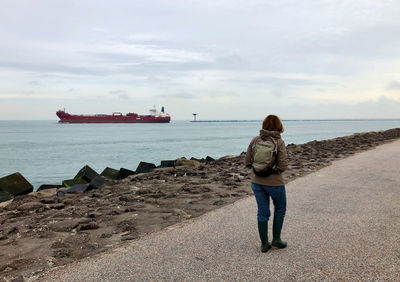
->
[56,111,171,123]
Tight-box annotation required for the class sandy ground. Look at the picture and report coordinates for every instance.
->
[39,138,400,281]
[0,128,399,281]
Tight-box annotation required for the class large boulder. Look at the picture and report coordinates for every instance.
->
[204,156,215,162]
[159,160,175,168]
[65,184,89,193]
[136,162,156,173]
[74,165,99,183]
[100,167,119,180]
[118,168,136,179]
[0,172,33,197]
[62,178,87,188]
[37,184,64,191]
[0,190,12,203]
[87,176,107,190]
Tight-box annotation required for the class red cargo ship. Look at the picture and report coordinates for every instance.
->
[56,106,171,123]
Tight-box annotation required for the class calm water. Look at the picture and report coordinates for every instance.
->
[1,119,399,190]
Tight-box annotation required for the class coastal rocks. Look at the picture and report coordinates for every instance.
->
[65,184,89,193]
[62,178,86,188]
[38,184,64,191]
[0,190,12,203]
[100,167,119,180]
[160,160,175,168]
[0,173,33,202]
[48,218,88,232]
[175,158,201,168]
[87,176,107,190]
[74,165,99,183]
[118,168,136,179]
[205,156,215,162]
[136,162,156,174]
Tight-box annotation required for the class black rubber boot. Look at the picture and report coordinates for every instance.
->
[257,221,271,252]
[271,216,287,248]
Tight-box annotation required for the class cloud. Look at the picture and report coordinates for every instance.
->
[109,89,127,95]
[118,94,130,100]
[153,92,196,100]
[27,80,42,86]
[0,59,106,76]
[386,81,400,90]
[108,89,131,99]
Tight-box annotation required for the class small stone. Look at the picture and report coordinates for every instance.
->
[81,243,97,250]
[77,222,99,231]
[16,202,43,211]
[49,203,65,210]
[11,275,25,282]
[213,200,225,206]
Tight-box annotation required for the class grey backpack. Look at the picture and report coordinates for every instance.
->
[251,136,278,177]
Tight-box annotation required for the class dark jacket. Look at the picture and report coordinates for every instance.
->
[245,129,288,186]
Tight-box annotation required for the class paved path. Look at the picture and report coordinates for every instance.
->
[39,140,400,281]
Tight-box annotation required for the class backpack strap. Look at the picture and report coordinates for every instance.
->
[268,136,279,170]
[250,136,262,164]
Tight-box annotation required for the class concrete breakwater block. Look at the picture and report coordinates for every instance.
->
[38,184,64,191]
[87,176,107,190]
[175,158,201,167]
[160,160,175,168]
[0,190,13,203]
[65,184,89,193]
[62,178,87,188]
[74,165,99,183]
[100,167,119,180]
[205,156,215,162]
[136,162,156,173]
[118,168,136,179]
[0,172,33,197]
[190,157,202,162]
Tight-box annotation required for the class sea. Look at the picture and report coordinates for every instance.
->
[1,119,399,190]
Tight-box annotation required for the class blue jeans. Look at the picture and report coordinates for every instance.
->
[251,183,286,222]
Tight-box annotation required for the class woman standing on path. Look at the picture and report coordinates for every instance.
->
[245,115,288,252]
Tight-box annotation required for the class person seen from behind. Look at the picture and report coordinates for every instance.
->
[245,115,288,252]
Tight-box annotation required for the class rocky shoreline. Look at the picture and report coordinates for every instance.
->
[1,128,400,281]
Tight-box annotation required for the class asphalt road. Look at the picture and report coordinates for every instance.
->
[38,140,400,281]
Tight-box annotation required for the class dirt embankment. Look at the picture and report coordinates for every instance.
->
[1,128,399,281]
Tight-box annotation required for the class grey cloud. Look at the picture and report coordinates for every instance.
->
[119,94,130,100]
[386,81,400,90]
[215,55,245,66]
[153,93,196,99]
[27,81,42,86]
[0,60,106,76]
[283,96,400,119]
[109,89,127,95]
[108,90,131,99]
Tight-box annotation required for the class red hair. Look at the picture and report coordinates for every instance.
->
[262,115,284,133]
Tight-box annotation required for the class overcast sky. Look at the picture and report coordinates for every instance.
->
[1,0,400,120]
